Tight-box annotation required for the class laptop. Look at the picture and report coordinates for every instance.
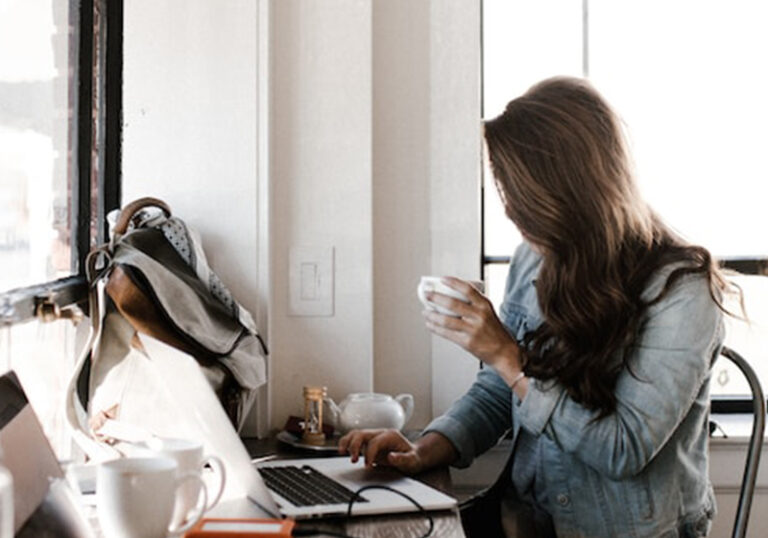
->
[0,370,94,537]
[140,335,457,519]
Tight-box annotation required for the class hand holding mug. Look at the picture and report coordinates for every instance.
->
[419,276,523,375]
[417,276,483,317]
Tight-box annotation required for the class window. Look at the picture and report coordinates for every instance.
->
[0,0,122,457]
[481,0,768,407]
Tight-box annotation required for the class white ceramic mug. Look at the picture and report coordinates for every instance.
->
[142,437,226,527]
[97,457,206,538]
[417,276,484,317]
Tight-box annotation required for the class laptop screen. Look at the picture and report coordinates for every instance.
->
[0,371,65,531]
[0,372,97,538]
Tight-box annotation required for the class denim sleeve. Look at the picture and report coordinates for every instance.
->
[516,275,723,480]
[423,367,513,468]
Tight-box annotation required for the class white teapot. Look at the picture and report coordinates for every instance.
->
[324,393,414,433]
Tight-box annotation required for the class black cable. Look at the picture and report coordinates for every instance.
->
[294,484,435,538]
[348,485,434,537]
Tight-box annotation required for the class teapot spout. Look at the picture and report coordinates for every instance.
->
[323,397,341,428]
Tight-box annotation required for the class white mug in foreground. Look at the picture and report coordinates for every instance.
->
[143,437,226,527]
[417,276,484,317]
[97,457,207,538]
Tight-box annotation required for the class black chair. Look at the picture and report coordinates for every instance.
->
[718,346,766,538]
[459,346,765,538]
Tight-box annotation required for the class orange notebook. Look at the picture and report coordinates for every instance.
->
[184,518,296,538]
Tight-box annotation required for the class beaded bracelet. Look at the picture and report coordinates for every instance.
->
[509,371,526,390]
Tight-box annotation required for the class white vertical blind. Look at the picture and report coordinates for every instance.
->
[590,0,768,258]
[482,0,583,258]
[482,1,768,397]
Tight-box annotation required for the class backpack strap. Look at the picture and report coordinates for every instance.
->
[63,246,123,461]
[113,197,172,235]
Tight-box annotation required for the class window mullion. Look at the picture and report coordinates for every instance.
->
[74,0,95,274]
[101,0,123,241]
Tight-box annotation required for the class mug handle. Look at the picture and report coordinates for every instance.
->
[201,455,226,511]
[167,471,208,536]
[417,280,435,310]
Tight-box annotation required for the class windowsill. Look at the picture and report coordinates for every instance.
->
[710,413,768,444]
[709,413,768,493]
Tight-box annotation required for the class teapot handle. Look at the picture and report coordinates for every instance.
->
[394,394,414,426]
[323,396,341,428]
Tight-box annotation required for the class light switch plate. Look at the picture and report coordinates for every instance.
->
[289,246,334,316]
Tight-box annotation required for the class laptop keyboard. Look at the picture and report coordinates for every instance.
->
[259,465,369,507]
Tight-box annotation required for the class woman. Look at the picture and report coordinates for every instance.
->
[339,77,731,537]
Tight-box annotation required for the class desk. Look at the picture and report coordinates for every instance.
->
[227,434,466,538]
[18,435,465,538]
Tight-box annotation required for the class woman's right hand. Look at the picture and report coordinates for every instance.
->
[338,429,426,474]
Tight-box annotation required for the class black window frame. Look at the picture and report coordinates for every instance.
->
[0,0,122,324]
[479,0,768,415]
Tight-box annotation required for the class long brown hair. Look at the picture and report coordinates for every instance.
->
[484,77,730,417]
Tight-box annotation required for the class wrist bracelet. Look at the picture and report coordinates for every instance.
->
[509,371,526,390]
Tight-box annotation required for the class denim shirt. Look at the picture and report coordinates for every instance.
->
[425,242,724,537]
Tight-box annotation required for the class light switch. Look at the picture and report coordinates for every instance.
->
[301,263,317,301]
[300,263,317,300]
[289,246,334,316]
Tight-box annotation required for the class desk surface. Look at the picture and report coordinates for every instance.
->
[238,434,466,538]
[19,434,465,538]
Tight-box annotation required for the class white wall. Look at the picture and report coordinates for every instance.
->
[709,433,768,538]
[371,0,433,427]
[427,0,483,416]
[269,0,375,428]
[122,0,260,307]
[269,0,482,429]
[121,0,265,433]
[122,0,483,432]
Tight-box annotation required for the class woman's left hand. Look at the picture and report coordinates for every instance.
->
[423,277,522,376]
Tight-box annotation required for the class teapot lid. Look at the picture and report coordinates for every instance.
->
[346,392,391,401]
